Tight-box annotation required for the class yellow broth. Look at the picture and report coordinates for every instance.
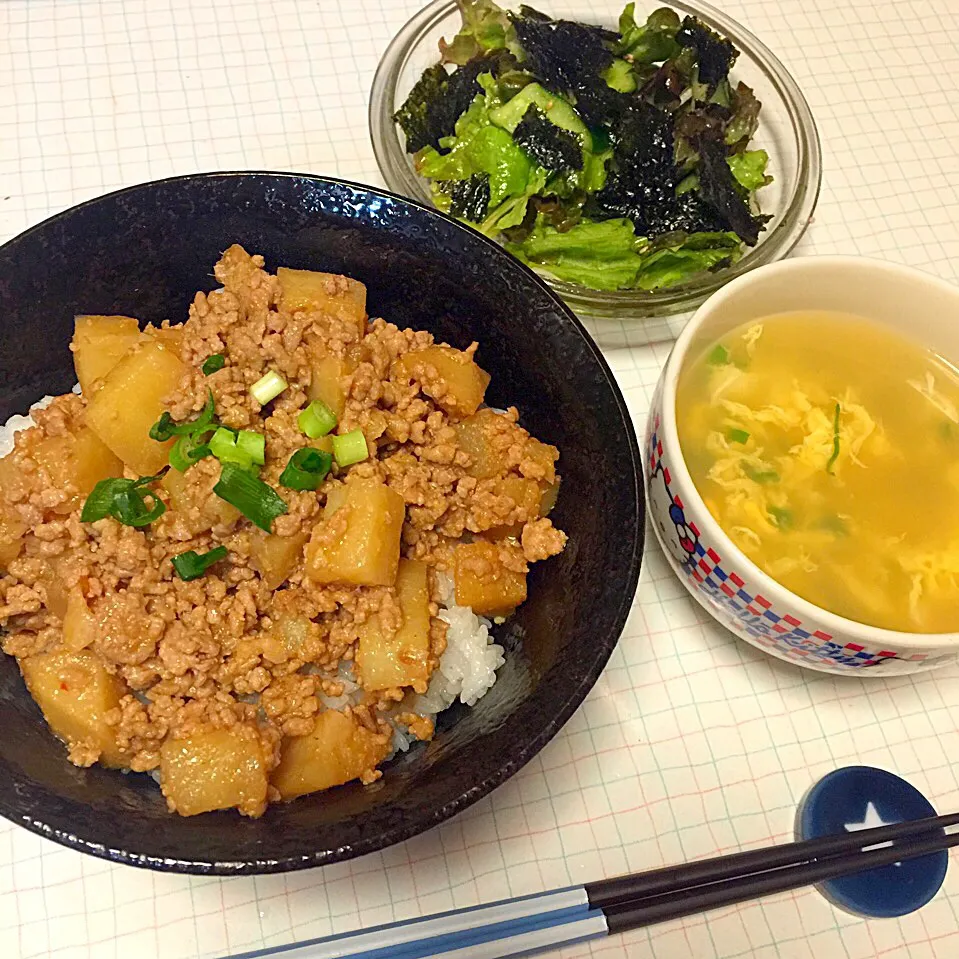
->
[676,311,959,633]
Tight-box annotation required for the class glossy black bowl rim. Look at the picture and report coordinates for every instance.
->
[0,171,644,873]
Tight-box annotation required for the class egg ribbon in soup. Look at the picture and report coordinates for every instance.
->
[677,311,959,634]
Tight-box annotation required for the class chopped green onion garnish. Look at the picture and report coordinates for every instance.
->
[727,428,750,444]
[826,402,841,474]
[170,433,212,472]
[332,429,368,467]
[148,392,222,474]
[150,391,217,442]
[280,448,333,491]
[209,426,256,471]
[707,344,730,366]
[213,462,288,532]
[149,412,176,442]
[194,390,217,428]
[298,400,337,439]
[250,370,288,405]
[818,515,848,536]
[236,430,266,465]
[743,463,779,484]
[169,437,191,472]
[80,473,166,527]
[767,506,792,529]
[202,353,225,375]
[210,426,237,460]
[172,546,228,581]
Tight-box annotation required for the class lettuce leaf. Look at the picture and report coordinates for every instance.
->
[616,4,681,63]
[417,91,533,207]
[675,149,771,195]
[506,217,642,290]
[727,149,771,191]
[440,0,516,66]
[506,217,743,291]
[634,231,741,289]
[725,80,762,146]
[480,168,549,234]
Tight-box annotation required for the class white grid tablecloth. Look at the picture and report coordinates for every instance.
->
[2,1,959,956]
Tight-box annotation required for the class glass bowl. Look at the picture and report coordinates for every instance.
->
[370,0,822,320]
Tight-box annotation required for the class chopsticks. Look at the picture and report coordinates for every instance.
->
[223,812,959,959]
[597,810,959,932]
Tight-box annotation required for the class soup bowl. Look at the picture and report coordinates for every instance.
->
[644,256,959,676]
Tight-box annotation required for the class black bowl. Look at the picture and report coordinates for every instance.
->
[0,173,643,874]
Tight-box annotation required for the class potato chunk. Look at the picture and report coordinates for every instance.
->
[0,509,26,568]
[150,326,183,352]
[474,476,545,538]
[277,268,367,338]
[521,437,558,484]
[454,541,527,618]
[0,457,26,567]
[250,529,308,590]
[71,315,143,394]
[392,346,491,418]
[85,337,186,474]
[308,353,353,420]
[62,587,97,652]
[272,710,390,801]
[454,409,511,479]
[160,728,268,818]
[258,614,315,664]
[305,478,405,586]
[494,476,544,520]
[357,559,431,691]
[19,650,128,767]
[37,560,69,618]
[31,426,124,513]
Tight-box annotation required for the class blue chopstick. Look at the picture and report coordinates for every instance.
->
[223,886,608,959]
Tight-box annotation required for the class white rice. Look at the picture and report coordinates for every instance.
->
[420,572,504,710]
[0,416,33,457]
[388,573,504,754]
[0,391,66,457]
[316,661,362,711]
[2,400,506,770]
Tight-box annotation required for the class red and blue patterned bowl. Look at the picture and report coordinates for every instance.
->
[645,256,959,675]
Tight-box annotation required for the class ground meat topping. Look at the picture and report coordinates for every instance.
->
[0,245,566,816]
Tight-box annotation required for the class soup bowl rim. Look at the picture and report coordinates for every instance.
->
[660,254,959,651]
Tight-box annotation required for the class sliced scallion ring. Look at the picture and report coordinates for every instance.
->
[236,430,266,465]
[279,448,332,491]
[169,433,212,472]
[250,370,288,405]
[297,400,337,439]
[209,426,255,471]
[332,429,368,467]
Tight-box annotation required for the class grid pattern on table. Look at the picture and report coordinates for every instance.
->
[1,0,959,956]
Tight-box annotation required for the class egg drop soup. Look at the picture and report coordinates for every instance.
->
[677,311,959,633]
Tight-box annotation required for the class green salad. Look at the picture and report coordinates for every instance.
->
[393,1,773,292]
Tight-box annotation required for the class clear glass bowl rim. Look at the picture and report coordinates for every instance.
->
[369,0,823,319]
